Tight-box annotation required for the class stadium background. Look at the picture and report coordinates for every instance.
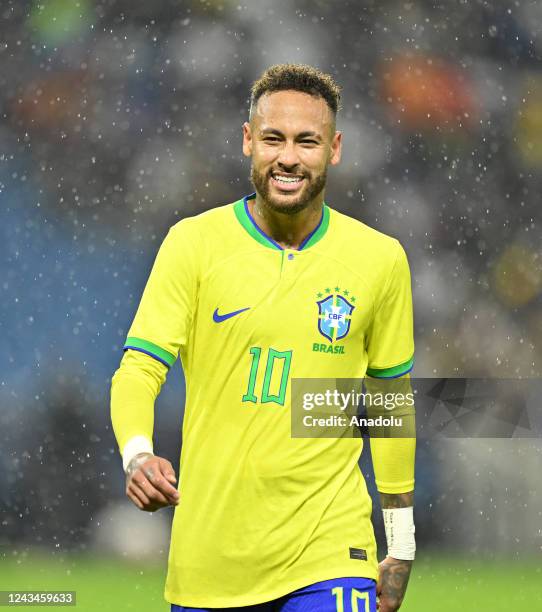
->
[1,1,541,610]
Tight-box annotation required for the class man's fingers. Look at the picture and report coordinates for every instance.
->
[161,460,176,480]
[126,488,144,510]
[124,456,179,510]
[127,483,162,512]
[154,478,179,503]
[147,464,179,500]
[128,482,151,508]
[158,461,179,492]
[153,475,179,501]
[132,474,170,505]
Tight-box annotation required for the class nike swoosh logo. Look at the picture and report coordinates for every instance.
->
[213,307,250,323]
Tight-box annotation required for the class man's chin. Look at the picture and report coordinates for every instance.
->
[261,179,314,214]
[262,193,309,215]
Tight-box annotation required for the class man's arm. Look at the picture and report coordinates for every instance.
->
[111,348,179,511]
[364,241,416,610]
[111,220,199,511]
[366,375,416,612]
[377,491,414,612]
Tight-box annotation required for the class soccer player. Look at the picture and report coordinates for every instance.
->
[111,64,416,612]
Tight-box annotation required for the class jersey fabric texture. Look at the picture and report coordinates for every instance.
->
[123,193,414,608]
[170,577,377,612]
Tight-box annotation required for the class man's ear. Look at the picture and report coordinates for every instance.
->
[242,122,252,157]
[329,130,342,166]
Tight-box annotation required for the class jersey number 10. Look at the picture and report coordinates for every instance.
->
[242,347,292,406]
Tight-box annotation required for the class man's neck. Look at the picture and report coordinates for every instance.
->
[248,193,324,250]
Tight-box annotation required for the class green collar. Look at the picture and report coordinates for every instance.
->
[233,193,330,251]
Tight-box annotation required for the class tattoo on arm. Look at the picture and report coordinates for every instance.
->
[378,490,415,607]
[379,556,412,606]
[380,490,413,509]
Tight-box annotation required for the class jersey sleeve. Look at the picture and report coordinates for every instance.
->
[370,436,416,493]
[366,373,416,493]
[110,348,168,466]
[124,219,199,367]
[365,241,414,378]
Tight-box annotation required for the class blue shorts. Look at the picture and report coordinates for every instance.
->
[171,577,377,612]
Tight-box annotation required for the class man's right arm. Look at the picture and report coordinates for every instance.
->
[111,348,179,511]
[111,220,199,509]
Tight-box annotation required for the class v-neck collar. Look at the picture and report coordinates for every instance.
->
[233,193,330,251]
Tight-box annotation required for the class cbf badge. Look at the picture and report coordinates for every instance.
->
[316,288,355,342]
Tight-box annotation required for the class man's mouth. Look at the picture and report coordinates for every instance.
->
[270,172,305,192]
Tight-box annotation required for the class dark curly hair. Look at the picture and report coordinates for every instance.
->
[249,64,342,118]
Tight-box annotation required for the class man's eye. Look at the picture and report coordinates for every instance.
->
[264,137,280,142]
[301,140,317,145]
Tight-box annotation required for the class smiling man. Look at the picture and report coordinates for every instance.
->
[111,64,416,612]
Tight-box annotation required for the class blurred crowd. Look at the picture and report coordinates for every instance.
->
[1,0,541,553]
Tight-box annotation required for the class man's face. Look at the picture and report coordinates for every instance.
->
[243,90,342,215]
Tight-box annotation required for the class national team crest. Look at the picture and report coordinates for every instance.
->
[316,289,355,342]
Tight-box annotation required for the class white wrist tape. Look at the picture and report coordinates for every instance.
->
[122,435,154,472]
[382,507,416,560]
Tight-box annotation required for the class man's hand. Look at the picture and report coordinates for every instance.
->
[125,453,179,512]
[376,556,412,611]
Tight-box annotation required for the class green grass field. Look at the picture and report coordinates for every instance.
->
[1,552,541,611]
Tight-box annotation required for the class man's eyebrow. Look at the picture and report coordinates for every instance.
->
[297,131,322,140]
[260,128,284,137]
[259,128,323,140]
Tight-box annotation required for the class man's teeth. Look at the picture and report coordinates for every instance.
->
[273,175,303,183]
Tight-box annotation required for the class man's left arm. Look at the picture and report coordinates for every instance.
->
[377,489,415,612]
[368,397,416,612]
[365,240,416,611]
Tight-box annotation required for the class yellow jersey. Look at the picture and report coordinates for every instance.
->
[122,194,414,607]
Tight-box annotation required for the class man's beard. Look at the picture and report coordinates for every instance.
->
[250,165,327,215]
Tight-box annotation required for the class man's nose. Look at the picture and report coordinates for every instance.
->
[277,141,300,169]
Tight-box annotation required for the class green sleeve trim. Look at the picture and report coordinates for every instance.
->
[124,337,177,368]
[366,356,414,379]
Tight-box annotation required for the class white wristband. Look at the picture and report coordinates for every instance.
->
[382,507,416,561]
[122,435,154,472]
